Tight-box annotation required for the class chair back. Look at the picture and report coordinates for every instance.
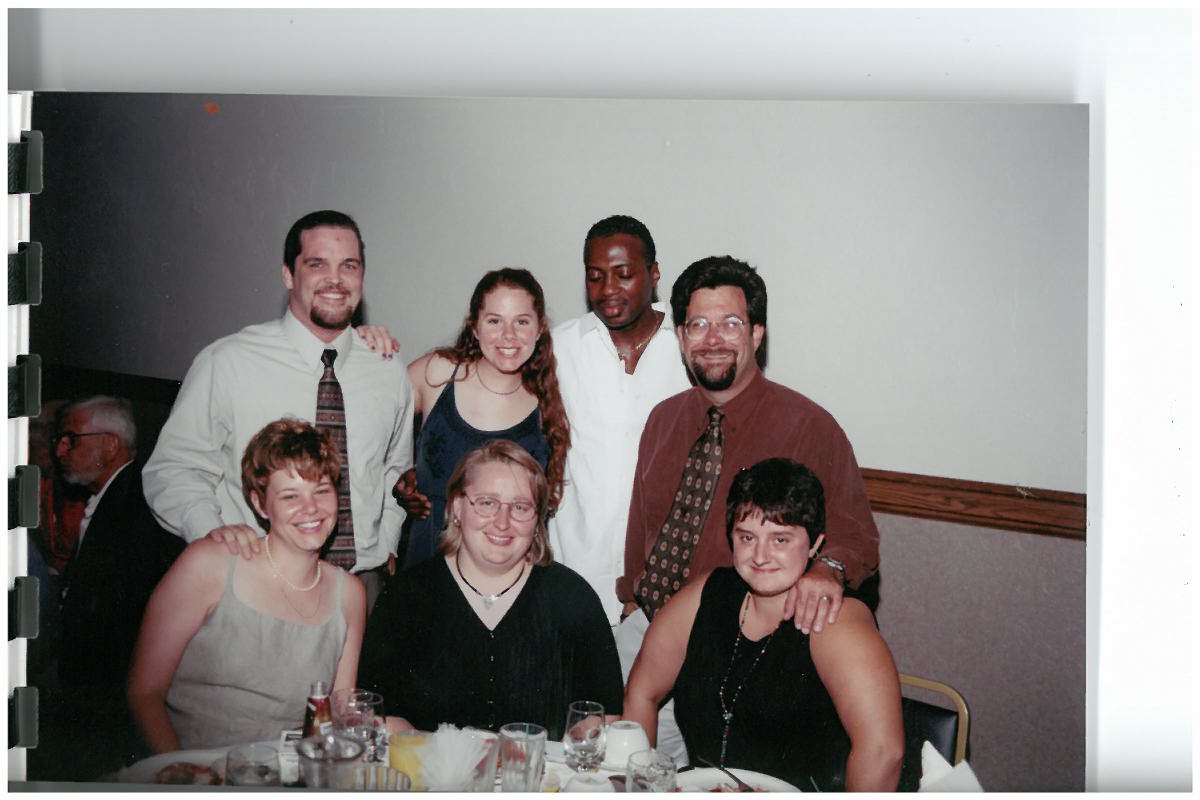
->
[896,673,970,791]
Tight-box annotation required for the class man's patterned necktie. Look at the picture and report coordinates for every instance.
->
[317,348,356,570]
[634,405,724,619]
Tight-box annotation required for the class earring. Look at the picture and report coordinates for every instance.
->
[453,517,461,527]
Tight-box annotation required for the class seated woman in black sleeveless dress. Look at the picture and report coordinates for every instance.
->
[623,458,904,791]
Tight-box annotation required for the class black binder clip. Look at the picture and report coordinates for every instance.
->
[8,242,42,306]
[8,464,39,531]
[7,130,43,195]
[8,686,38,750]
[8,353,41,419]
[8,576,39,641]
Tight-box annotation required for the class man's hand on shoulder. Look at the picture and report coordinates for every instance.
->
[205,524,263,560]
[783,559,844,634]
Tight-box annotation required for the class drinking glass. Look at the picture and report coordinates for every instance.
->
[330,688,384,761]
[563,700,607,772]
[499,722,547,792]
[225,742,282,786]
[296,733,363,789]
[625,748,676,792]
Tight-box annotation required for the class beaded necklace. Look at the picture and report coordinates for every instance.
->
[717,592,775,767]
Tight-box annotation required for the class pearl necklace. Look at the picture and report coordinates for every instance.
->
[264,535,322,592]
[455,550,526,609]
[717,592,774,767]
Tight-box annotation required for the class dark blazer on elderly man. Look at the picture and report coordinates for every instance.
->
[58,462,184,692]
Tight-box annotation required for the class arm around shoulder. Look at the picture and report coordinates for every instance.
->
[809,598,904,791]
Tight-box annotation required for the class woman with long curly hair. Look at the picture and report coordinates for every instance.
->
[396,268,570,569]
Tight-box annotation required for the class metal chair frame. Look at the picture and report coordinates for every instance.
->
[898,672,970,765]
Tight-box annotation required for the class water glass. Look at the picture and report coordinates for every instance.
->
[330,688,384,760]
[563,700,607,772]
[625,748,676,792]
[225,742,282,786]
[499,722,547,792]
[296,733,364,789]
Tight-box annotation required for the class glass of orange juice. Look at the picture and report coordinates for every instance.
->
[388,730,428,790]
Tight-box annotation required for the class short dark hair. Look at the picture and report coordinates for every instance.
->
[241,418,342,532]
[283,210,365,273]
[671,255,768,366]
[724,458,825,550]
[584,214,656,266]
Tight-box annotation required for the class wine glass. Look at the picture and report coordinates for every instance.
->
[563,700,606,773]
[330,688,384,761]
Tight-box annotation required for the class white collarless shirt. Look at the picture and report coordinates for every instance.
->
[549,304,691,623]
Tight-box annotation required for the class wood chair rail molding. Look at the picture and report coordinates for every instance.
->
[860,468,1086,540]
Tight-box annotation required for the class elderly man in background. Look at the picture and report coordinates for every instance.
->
[31,395,183,781]
[143,210,413,610]
[549,214,690,625]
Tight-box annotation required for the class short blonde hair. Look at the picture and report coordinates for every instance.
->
[437,439,552,567]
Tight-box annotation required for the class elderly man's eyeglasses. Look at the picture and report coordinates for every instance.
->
[55,431,113,450]
[683,315,748,341]
[463,494,538,523]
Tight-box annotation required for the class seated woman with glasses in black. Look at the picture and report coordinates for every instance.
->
[359,439,622,739]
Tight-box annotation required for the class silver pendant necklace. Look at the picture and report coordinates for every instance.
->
[455,550,526,609]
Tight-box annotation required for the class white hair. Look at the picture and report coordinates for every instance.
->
[65,395,137,457]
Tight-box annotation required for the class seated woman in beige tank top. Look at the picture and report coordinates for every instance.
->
[127,418,366,753]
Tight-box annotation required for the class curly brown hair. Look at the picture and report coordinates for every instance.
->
[241,417,342,532]
[434,268,570,516]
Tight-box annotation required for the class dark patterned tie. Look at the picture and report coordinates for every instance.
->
[317,348,356,570]
[634,405,724,619]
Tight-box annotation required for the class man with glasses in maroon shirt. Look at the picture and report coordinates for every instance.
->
[616,255,880,764]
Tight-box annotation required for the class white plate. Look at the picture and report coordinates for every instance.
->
[116,747,233,784]
[675,767,801,793]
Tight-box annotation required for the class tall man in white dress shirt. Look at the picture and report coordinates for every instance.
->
[143,210,413,610]
[549,215,690,625]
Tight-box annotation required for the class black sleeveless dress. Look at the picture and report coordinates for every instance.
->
[402,378,549,569]
[672,568,850,791]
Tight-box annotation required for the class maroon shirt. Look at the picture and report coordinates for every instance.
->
[617,370,879,605]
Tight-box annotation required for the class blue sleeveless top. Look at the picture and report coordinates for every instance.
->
[402,377,549,569]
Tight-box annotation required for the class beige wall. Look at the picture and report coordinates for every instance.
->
[876,512,1085,791]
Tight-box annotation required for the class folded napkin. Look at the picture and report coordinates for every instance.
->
[416,723,494,792]
[918,740,983,792]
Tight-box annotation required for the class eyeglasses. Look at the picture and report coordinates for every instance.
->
[682,315,748,341]
[463,494,538,523]
[55,431,114,450]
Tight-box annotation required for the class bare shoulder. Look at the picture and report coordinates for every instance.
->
[337,567,367,619]
[407,351,459,389]
[810,598,879,645]
[162,537,231,598]
[651,571,709,633]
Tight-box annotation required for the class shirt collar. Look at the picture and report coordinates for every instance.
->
[84,459,133,509]
[580,301,675,339]
[282,308,355,370]
[687,368,769,423]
